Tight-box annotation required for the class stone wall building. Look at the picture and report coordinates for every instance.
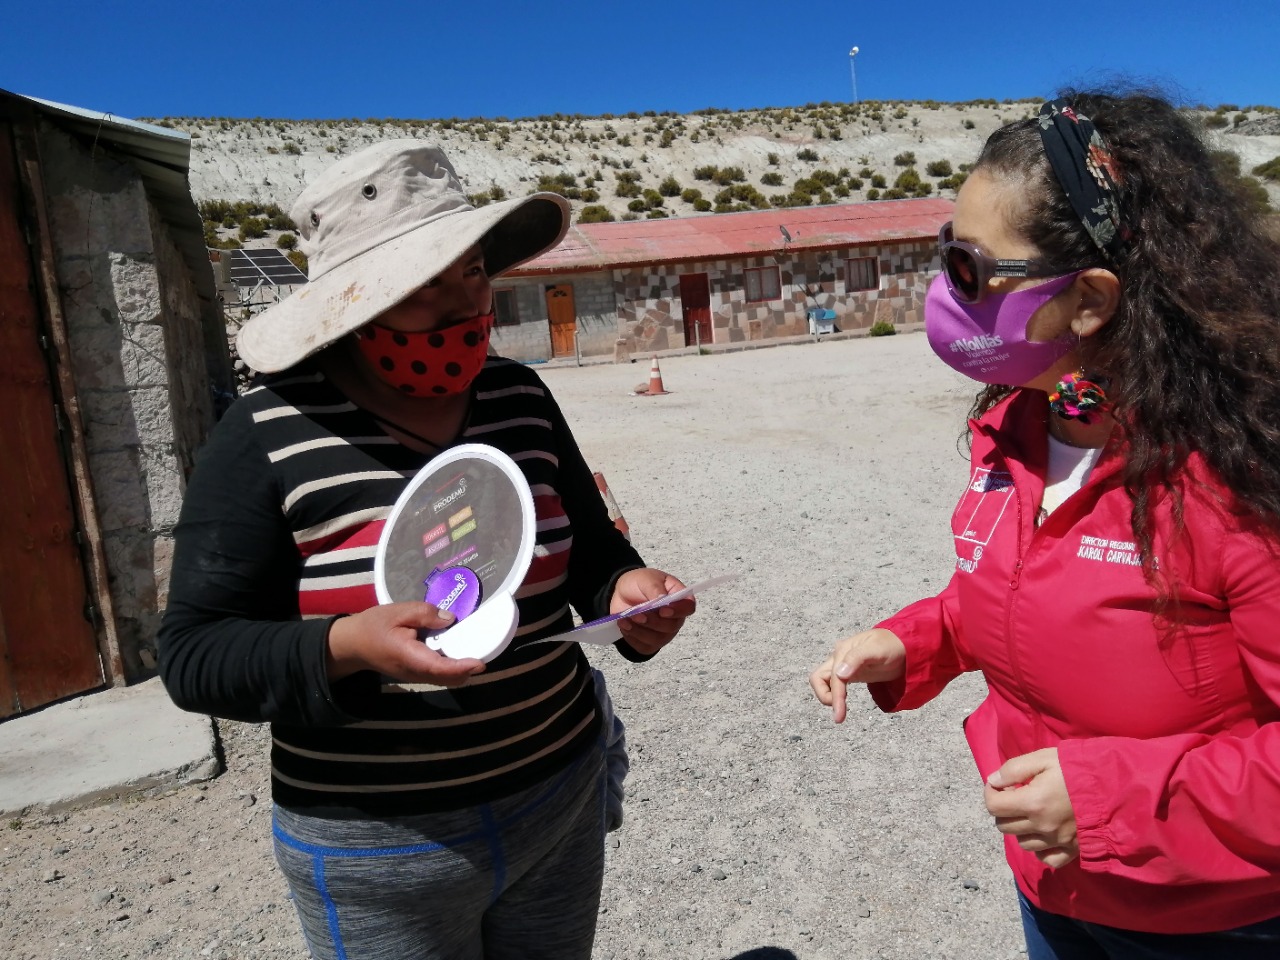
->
[491,198,951,363]
[0,90,231,716]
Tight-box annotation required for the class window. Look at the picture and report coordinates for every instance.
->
[743,265,781,302]
[845,256,879,292]
[493,288,519,326]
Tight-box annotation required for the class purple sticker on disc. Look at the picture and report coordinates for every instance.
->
[424,566,482,621]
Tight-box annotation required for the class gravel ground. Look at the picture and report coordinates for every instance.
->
[1,333,1029,960]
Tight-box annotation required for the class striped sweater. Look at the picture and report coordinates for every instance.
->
[159,357,644,817]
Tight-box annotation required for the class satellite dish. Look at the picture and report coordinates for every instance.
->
[374,443,536,662]
[779,225,793,243]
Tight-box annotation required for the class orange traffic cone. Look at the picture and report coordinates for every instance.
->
[644,355,669,396]
[593,471,632,540]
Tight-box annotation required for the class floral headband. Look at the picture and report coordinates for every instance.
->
[1037,99,1133,266]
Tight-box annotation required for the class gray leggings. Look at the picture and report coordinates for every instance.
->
[272,741,606,960]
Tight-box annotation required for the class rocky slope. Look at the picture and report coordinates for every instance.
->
[152,100,1280,229]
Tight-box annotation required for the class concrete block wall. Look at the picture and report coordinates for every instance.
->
[710,255,808,342]
[614,266,686,353]
[615,240,939,352]
[491,273,619,362]
[489,282,550,362]
[497,241,938,360]
[565,274,619,358]
[39,123,221,679]
[811,239,938,331]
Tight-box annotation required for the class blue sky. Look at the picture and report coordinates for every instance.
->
[3,0,1277,120]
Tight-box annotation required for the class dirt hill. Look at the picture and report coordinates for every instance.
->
[152,100,1280,240]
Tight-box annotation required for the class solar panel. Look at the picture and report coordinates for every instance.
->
[226,248,309,287]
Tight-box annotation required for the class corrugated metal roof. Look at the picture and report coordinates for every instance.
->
[3,90,217,322]
[509,197,954,275]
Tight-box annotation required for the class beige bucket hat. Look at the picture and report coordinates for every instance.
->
[236,139,570,373]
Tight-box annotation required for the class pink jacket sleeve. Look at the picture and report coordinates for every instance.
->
[1060,525,1280,884]
[868,571,977,713]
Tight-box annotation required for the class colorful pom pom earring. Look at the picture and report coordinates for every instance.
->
[1048,372,1110,424]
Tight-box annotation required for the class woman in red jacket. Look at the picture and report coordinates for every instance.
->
[812,90,1280,958]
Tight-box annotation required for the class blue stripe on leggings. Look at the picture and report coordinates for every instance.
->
[270,764,571,922]
[274,818,490,857]
[271,746,593,859]
[479,804,506,906]
[313,852,349,960]
[274,742,603,954]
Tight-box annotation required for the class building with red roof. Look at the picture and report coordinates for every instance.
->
[490,197,952,362]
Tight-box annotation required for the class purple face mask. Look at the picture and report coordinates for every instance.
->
[925,271,1082,385]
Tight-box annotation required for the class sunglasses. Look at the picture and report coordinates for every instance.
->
[938,221,1079,304]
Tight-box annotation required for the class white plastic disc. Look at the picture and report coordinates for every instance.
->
[374,443,535,662]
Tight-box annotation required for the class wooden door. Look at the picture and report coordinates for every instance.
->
[679,273,712,347]
[0,122,103,716]
[544,284,576,358]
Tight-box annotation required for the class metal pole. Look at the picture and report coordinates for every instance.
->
[848,46,859,104]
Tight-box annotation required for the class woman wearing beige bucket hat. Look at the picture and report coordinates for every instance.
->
[158,140,695,959]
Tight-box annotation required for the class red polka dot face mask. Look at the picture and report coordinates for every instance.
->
[353,313,493,396]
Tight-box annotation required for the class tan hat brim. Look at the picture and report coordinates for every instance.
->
[236,193,569,374]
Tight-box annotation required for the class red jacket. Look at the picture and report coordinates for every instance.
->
[872,389,1280,933]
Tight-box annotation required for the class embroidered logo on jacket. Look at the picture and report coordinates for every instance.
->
[954,468,1015,573]
[1077,535,1144,567]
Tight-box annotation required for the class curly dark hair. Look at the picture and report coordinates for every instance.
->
[965,90,1280,587]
